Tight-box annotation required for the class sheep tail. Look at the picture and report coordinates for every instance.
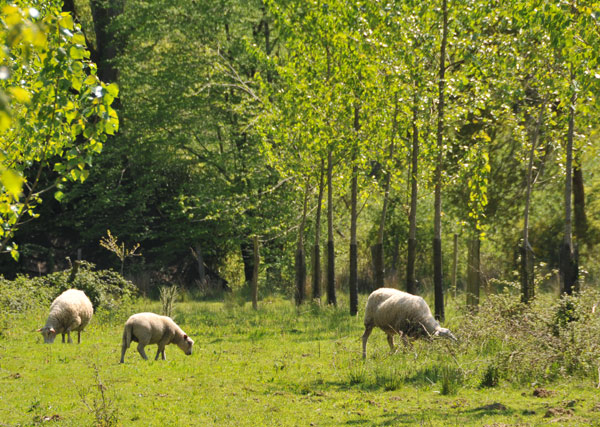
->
[122,323,133,349]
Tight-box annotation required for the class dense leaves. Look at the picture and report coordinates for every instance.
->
[0,0,117,258]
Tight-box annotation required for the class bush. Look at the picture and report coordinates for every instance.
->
[42,261,138,310]
[458,288,600,384]
[0,262,137,334]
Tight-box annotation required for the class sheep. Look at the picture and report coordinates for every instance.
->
[120,312,194,363]
[362,287,456,359]
[38,289,94,344]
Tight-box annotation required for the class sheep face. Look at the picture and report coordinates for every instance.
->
[38,327,57,344]
[177,334,194,355]
[434,327,457,341]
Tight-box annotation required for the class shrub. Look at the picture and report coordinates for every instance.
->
[42,261,138,310]
[0,262,137,333]
[457,288,600,384]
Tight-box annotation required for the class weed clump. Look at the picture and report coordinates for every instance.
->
[459,288,600,384]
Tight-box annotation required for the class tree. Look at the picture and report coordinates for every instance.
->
[433,0,448,320]
[0,1,117,258]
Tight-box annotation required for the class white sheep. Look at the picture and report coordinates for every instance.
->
[120,312,194,363]
[38,289,94,344]
[362,287,456,358]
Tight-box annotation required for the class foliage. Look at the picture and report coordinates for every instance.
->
[0,261,136,314]
[43,260,137,310]
[459,288,600,384]
[99,229,141,275]
[159,284,178,317]
[0,0,118,256]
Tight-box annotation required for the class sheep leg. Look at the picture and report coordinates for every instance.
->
[400,333,413,349]
[362,325,373,359]
[137,343,148,360]
[387,334,396,353]
[120,346,127,363]
[155,346,166,361]
[61,333,66,343]
[77,331,81,344]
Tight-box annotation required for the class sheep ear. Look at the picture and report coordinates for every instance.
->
[36,328,42,332]
[183,334,188,340]
[50,328,56,333]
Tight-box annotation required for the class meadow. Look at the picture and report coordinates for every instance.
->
[2,290,600,426]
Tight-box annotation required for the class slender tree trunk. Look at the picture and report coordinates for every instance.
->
[521,107,543,303]
[433,0,448,321]
[349,103,360,316]
[193,244,206,284]
[573,163,587,243]
[312,159,325,302]
[451,233,458,297]
[295,179,310,306]
[241,240,254,285]
[561,88,578,295]
[407,92,419,295]
[326,149,337,306]
[466,235,480,310]
[252,236,259,310]
[374,96,398,289]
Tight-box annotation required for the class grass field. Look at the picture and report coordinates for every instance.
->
[1,293,600,426]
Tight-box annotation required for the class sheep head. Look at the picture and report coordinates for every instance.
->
[38,327,57,344]
[177,334,194,355]
[434,327,457,341]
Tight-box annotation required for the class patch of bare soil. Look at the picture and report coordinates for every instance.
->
[477,402,508,411]
[544,407,574,418]
[533,388,555,398]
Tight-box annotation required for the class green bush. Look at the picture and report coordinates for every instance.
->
[42,261,138,310]
[0,262,137,334]
[458,288,600,384]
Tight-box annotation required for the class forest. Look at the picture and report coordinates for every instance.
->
[1,0,600,306]
[2,0,600,425]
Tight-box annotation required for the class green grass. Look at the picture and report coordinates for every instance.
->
[1,295,600,426]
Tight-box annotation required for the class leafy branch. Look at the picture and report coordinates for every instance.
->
[99,230,141,275]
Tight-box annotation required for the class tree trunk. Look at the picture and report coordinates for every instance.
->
[194,244,206,284]
[252,236,259,310]
[295,179,310,306]
[89,0,122,82]
[372,96,398,290]
[433,0,448,321]
[312,159,325,302]
[521,106,542,303]
[241,240,254,286]
[407,93,419,295]
[451,233,458,297]
[561,89,578,295]
[466,236,480,310]
[326,149,337,306]
[349,103,360,316]
[573,164,587,243]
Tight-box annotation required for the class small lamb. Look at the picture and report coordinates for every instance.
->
[38,289,94,344]
[120,312,194,363]
[362,287,457,359]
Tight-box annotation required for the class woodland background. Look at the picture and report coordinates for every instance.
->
[2,0,600,310]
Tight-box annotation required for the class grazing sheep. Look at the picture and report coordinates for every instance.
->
[120,312,194,363]
[362,288,456,359]
[38,289,94,344]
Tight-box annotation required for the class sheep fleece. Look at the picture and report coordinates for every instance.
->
[364,288,441,336]
[120,312,193,362]
[42,289,93,343]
